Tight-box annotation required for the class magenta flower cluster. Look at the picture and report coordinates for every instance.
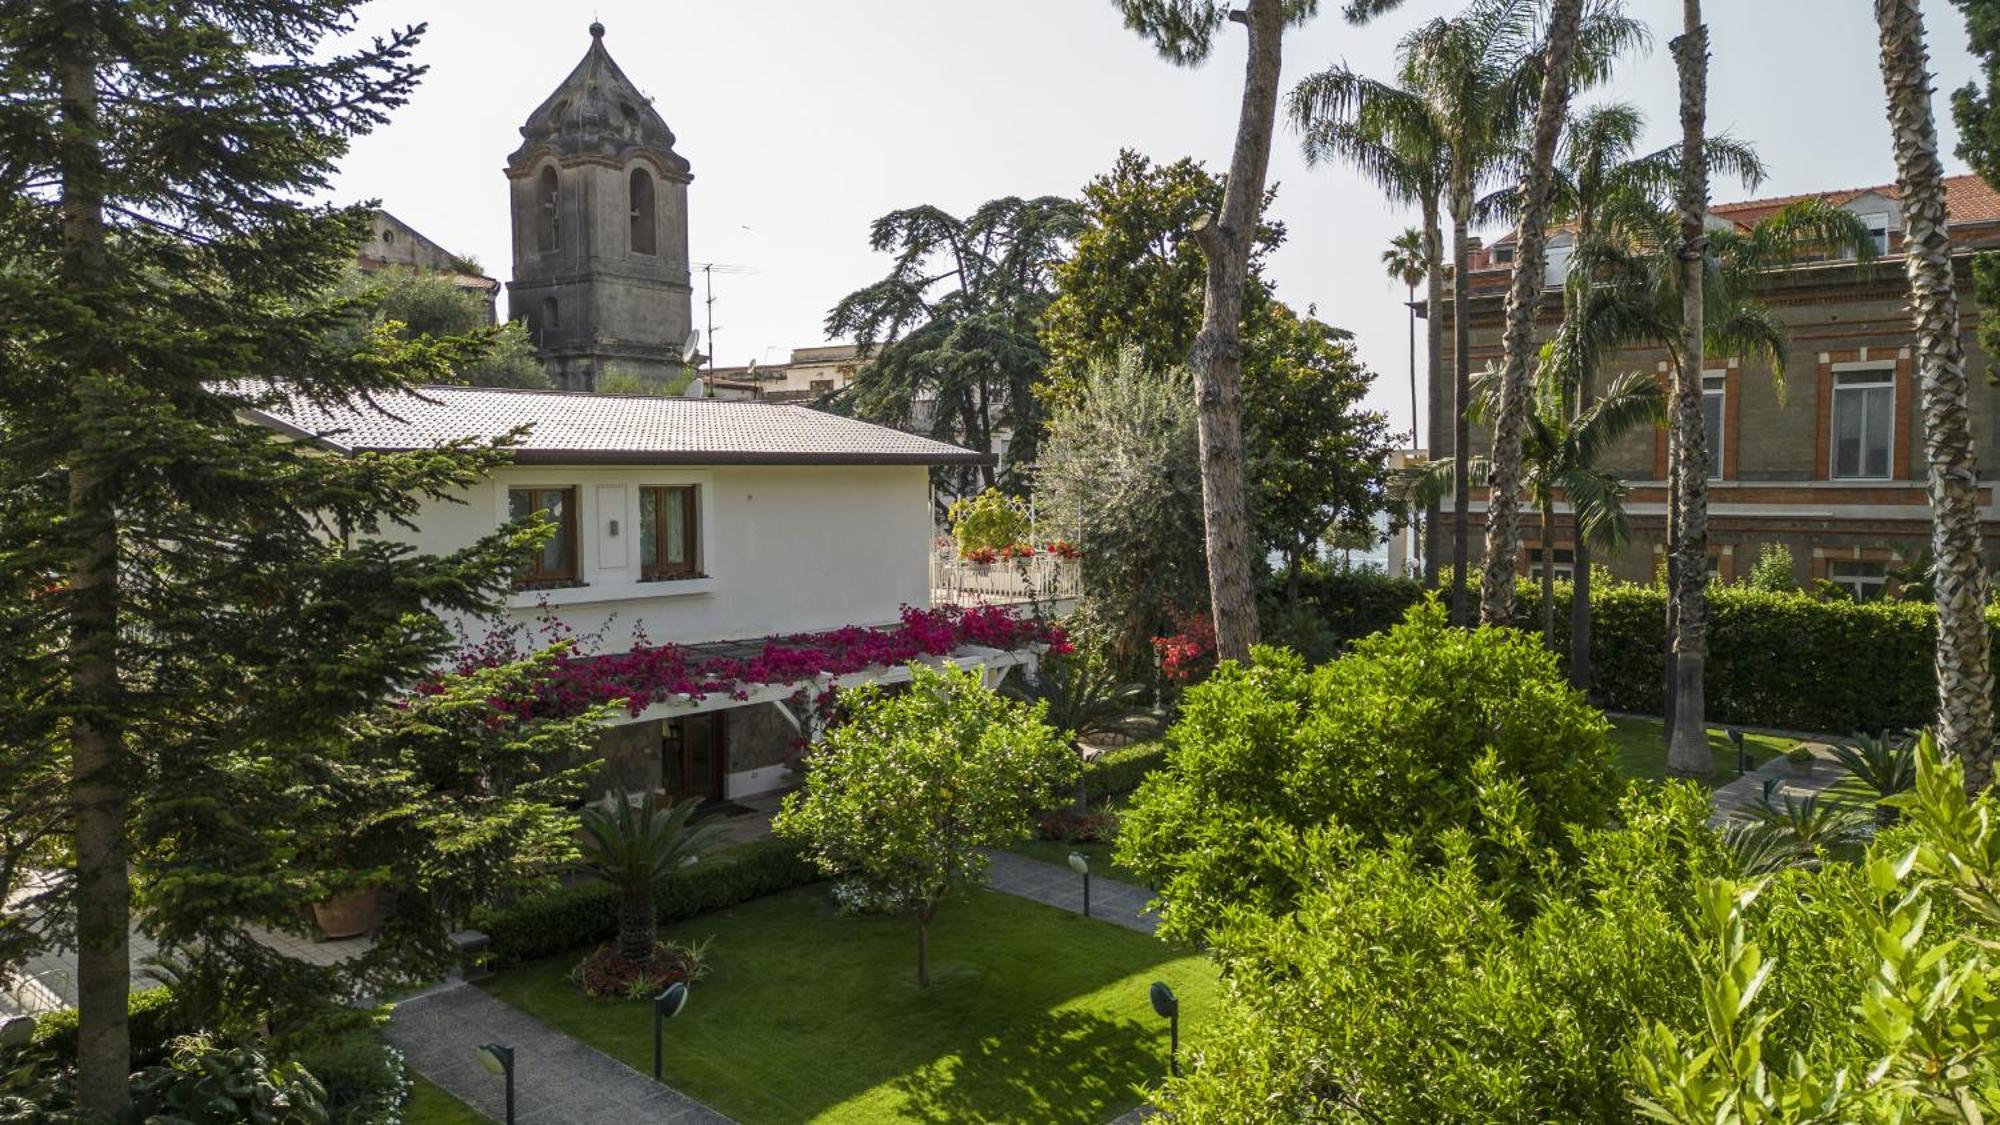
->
[442,604,1068,720]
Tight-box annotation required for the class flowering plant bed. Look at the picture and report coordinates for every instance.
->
[443,604,1067,720]
[568,937,713,1000]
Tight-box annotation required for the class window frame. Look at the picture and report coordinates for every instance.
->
[1830,365,1896,480]
[510,486,580,587]
[1827,559,1888,602]
[640,484,701,580]
[629,167,657,256]
[1702,371,1727,481]
[537,165,560,253]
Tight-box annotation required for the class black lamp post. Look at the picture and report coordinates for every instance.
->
[1727,727,1747,776]
[1068,850,1091,918]
[1149,980,1179,1078]
[653,980,690,1081]
[475,1043,515,1125]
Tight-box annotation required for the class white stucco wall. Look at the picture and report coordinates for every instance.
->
[400,462,935,651]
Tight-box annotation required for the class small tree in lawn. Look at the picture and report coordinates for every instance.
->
[775,663,1074,986]
[577,790,725,963]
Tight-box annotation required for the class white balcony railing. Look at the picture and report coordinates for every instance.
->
[930,541,1081,608]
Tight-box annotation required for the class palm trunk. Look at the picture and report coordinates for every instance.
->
[1876,0,1995,794]
[1450,189,1473,627]
[1423,204,1446,591]
[1480,0,1586,625]
[618,890,657,962]
[1187,0,1284,662]
[59,35,132,1116]
[1541,499,1557,649]
[1666,0,1714,779]
[1407,287,1422,579]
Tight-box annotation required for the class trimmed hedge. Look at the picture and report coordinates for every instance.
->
[30,987,188,1068]
[1288,570,1969,735]
[470,836,821,966]
[1083,741,1168,797]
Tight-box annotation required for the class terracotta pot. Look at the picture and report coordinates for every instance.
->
[312,887,383,939]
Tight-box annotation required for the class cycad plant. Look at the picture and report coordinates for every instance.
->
[1829,730,1917,827]
[577,789,726,962]
[1004,648,1148,808]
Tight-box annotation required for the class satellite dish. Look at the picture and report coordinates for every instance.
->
[681,329,701,363]
[746,358,759,375]
[684,378,707,398]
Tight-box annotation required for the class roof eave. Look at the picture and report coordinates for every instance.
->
[354,447,993,467]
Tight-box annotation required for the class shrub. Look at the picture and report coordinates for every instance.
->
[32,987,189,1068]
[130,1033,327,1124]
[1035,805,1118,843]
[289,1027,408,1125]
[471,837,819,966]
[1082,741,1167,796]
[568,937,712,1001]
[1746,542,1797,592]
[947,488,1029,556]
[1118,600,1623,942]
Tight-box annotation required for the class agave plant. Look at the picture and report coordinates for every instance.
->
[1003,648,1149,808]
[577,789,726,962]
[1743,788,1868,866]
[1718,820,1804,877]
[1828,731,1917,828]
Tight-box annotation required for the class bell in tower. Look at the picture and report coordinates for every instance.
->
[506,22,694,391]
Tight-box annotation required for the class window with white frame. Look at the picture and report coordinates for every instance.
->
[1544,242,1573,287]
[1528,547,1575,583]
[1827,559,1888,602]
[1831,367,1894,479]
[1863,212,1891,256]
[1702,372,1726,481]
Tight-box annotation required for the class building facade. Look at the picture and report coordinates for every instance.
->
[505,23,695,392]
[354,210,502,320]
[1427,174,2000,598]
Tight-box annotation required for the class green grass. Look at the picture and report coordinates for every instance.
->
[1608,715,1797,787]
[404,1071,485,1125]
[482,884,1215,1124]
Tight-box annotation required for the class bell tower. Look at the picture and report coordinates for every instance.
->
[506,22,693,391]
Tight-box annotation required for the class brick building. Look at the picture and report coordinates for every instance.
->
[1428,174,2000,599]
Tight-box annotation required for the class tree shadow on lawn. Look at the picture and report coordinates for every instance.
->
[884,1007,1164,1125]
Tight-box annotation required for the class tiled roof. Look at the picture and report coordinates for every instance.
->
[239,383,988,466]
[1709,173,2000,227]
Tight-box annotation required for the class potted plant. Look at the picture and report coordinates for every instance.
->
[312,885,383,940]
[965,546,999,573]
[1786,745,1817,777]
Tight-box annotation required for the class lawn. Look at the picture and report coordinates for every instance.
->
[1608,715,1797,786]
[482,884,1215,1124]
[404,1071,484,1125]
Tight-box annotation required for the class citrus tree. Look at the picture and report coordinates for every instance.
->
[774,663,1073,985]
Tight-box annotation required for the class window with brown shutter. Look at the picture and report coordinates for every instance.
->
[640,485,700,579]
[509,486,580,586]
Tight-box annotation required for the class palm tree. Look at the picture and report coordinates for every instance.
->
[1666,0,1712,778]
[1399,365,1662,649]
[1478,0,1591,626]
[577,789,726,962]
[1876,0,1995,795]
[1288,71,1449,586]
[1536,103,1764,688]
[1003,648,1148,808]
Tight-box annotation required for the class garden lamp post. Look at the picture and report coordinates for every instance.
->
[1149,980,1179,1078]
[475,1043,515,1125]
[1728,727,1746,776]
[653,980,690,1081]
[1068,851,1091,918]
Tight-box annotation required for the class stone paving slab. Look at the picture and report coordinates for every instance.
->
[984,851,1159,936]
[1709,741,1849,827]
[387,982,731,1125]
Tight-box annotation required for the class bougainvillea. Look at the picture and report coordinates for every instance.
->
[1152,612,1216,684]
[442,604,1068,721]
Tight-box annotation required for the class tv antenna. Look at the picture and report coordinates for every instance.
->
[692,261,758,393]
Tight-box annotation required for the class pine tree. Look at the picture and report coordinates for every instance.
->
[0,5,593,1109]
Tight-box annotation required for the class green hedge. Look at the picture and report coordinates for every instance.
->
[1083,741,1168,797]
[1288,570,1966,736]
[470,837,821,966]
[30,987,188,1068]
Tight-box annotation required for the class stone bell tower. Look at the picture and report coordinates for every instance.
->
[506,22,693,391]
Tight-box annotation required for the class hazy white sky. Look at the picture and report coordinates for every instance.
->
[333,0,1982,445]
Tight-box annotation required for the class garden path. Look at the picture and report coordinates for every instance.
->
[1708,740,1849,826]
[983,850,1159,936]
[387,981,732,1124]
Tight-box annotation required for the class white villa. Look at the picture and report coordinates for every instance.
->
[243,383,1055,803]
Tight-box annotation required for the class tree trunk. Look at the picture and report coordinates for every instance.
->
[1407,287,1422,580]
[1423,204,1446,591]
[58,32,132,1116]
[915,908,931,987]
[617,891,657,962]
[1449,190,1474,627]
[1186,0,1284,662]
[1666,0,1714,779]
[1480,0,1586,625]
[1541,500,1557,649]
[1877,0,1995,794]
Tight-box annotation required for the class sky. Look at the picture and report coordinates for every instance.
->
[332,0,1985,447]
